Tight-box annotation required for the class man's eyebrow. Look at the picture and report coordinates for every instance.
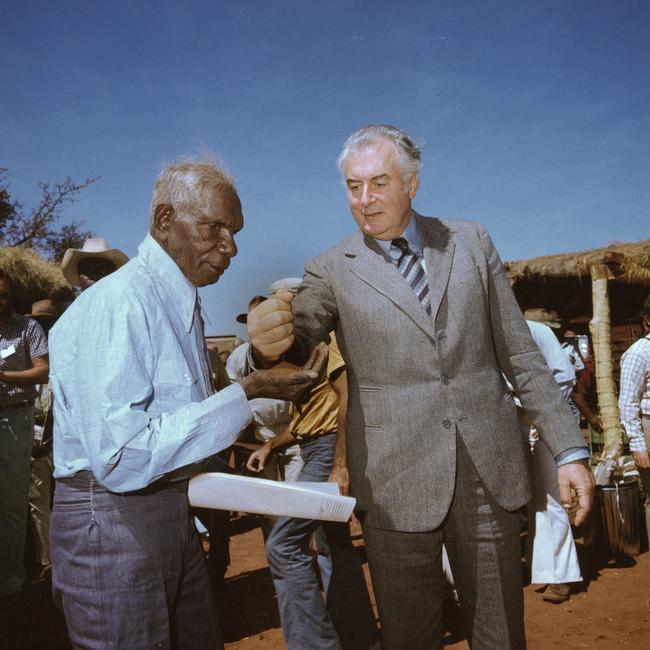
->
[346,173,389,183]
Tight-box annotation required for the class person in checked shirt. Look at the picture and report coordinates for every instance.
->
[618,294,650,537]
[0,271,49,600]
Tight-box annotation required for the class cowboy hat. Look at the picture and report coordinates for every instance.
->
[28,298,58,320]
[61,238,128,287]
[524,307,561,329]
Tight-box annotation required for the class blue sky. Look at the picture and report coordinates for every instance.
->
[1,1,648,336]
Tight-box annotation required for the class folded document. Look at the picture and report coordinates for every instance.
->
[188,472,356,522]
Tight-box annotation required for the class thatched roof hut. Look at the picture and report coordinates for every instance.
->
[505,238,650,326]
[0,246,75,313]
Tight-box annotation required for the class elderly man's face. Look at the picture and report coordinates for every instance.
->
[158,188,243,287]
[343,139,418,241]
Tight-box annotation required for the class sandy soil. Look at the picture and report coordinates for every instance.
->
[221,516,650,650]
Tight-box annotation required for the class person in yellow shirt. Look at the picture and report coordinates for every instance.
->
[247,326,378,650]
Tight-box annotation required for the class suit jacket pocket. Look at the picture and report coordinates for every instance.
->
[349,386,383,430]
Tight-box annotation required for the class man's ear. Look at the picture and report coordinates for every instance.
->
[407,173,419,200]
[151,204,175,242]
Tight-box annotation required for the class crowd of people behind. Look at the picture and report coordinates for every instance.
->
[0,124,648,650]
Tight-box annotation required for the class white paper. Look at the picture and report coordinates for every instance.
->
[188,472,356,522]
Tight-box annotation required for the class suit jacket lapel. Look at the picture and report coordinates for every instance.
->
[416,213,455,322]
[344,231,437,341]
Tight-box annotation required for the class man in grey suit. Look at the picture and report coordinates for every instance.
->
[248,125,594,649]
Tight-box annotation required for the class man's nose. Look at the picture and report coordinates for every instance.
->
[360,185,375,207]
[218,232,237,257]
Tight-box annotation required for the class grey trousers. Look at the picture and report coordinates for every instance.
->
[52,472,221,649]
[362,438,525,650]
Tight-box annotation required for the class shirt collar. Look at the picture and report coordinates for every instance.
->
[373,211,423,261]
[138,234,198,333]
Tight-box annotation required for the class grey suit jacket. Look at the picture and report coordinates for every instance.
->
[289,213,586,531]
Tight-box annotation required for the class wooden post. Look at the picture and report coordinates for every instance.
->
[589,263,623,455]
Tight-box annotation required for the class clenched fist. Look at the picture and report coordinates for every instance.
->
[247,289,296,362]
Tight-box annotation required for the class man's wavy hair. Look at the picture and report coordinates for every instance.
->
[336,124,421,192]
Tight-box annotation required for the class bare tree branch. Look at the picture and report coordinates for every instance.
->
[0,172,97,260]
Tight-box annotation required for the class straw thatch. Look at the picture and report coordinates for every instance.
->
[0,246,74,312]
[505,238,650,286]
[504,239,650,328]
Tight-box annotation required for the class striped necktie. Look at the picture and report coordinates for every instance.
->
[391,237,431,316]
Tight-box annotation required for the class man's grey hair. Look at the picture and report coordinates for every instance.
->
[336,124,421,191]
[150,154,237,224]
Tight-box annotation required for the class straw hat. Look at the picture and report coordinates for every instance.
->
[61,238,129,286]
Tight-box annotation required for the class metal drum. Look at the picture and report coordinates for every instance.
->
[597,481,642,557]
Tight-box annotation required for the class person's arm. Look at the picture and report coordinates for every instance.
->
[476,224,593,525]
[248,256,338,368]
[328,368,350,495]
[246,428,298,472]
[50,289,326,493]
[0,355,49,385]
[570,389,602,433]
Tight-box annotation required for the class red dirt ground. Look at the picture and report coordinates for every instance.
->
[221,516,650,650]
[5,514,649,649]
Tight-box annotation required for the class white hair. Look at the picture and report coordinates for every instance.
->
[150,153,236,223]
[337,124,421,191]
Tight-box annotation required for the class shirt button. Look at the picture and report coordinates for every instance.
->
[443,419,452,429]
[442,375,450,384]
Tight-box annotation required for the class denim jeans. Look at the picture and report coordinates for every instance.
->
[52,471,221,649]
[265,432,379,650]
[0,405,34,595]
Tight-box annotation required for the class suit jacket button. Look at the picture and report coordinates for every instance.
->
[442,375,449,384]
[443,419,452,428]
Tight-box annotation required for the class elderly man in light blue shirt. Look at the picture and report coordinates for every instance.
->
[49,158,326,650]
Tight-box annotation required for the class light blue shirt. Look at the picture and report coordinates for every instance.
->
[50,234,252,492]
[526,320,589,465]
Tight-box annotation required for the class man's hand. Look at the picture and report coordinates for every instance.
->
[247,290,295,363]
[328,464,349,496]
[557,459,595,526]
[240,342,328,402]
[633,450,650,469]
[246,443,273,473]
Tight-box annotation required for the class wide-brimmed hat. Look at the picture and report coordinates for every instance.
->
[61,238,129,287]
[524,307,561,329]
[236,295,267,324]
[28,298,58,322]
[268,277,303,295]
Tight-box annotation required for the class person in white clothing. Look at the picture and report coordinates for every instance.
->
[525,316,583,603]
